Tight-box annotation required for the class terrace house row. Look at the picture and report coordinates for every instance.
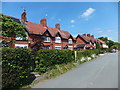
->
[2,10,108,50]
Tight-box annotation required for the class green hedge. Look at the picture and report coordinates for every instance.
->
[76,49,99,61]
[34,49,74,74]
[2,47,100,89]
[2,47,34,89]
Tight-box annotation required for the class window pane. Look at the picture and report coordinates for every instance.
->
[68,39,72,44]
[55,37,61,43]
[43,36,50,42]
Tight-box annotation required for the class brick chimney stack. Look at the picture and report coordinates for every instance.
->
[87,34,90,37]
[40,18,47,27]
[91,35,94,38]
[82,34,86,36]
[21,10,27,22]
[55,24,60,30]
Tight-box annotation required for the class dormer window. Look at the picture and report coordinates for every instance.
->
[43,36,50,42]
[55,37,61,43]
[68,39,72,44]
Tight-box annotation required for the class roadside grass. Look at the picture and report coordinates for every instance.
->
[21,55,98,89]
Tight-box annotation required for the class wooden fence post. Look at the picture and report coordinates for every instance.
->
[75,51,77,62]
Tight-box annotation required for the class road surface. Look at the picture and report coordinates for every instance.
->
[32,52,118,88]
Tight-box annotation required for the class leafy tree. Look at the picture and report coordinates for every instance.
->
[98,37,120,49]
[98,37,114,48]
[96,43,101,50]
[1,14,26,47]
[107,40,114,48]
[98,37,108,42]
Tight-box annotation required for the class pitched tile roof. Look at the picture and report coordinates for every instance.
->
[25,21,46,35]
[97,39,106,44]
[77,34,97,43]
[6,15,73,39]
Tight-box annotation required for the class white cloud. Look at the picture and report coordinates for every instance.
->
[81,8,95,17]
[70,25,75,27]
[96,28,101,30]
[107,30,112,33]
[100,34,108,37]
[70,20,75,23]
[98,31,103,33]
[45,13,48,17]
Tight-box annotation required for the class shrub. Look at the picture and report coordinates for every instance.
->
[34,49,74,74]
[2,47,34,89]
[76,49,99,61]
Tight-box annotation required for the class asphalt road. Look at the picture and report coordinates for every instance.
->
[32,52,118,88]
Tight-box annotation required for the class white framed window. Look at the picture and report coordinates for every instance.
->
[68,39,72,44]
[15,44,28,48]
[55,46,61,50]
[43,36,50,42]
[68,46,73,50]
[55,37,61,43]
[16,32,28,40]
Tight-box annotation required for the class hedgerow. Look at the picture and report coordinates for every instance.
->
[2,47,34,89]
[76,49,99,61]
[34,49,74,74]
[2,47,100,89]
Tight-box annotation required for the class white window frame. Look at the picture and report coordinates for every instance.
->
[55,46,61,50]
[68,46,73,50]
[16,36,23,40]
[16,32,28,40]
[43,36,50,42]
[55,37,61,43]
[15,44,28,48]
[68,39,72,44]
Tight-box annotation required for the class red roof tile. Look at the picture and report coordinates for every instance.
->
[25,21,46,35]
[86,44,93,48]
[97,39,106,44]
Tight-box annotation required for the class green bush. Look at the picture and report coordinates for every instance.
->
[34,49,74,74]
[2,47,34,89]
[76,49,99,61]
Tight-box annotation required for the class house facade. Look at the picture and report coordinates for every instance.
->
[75,34,108,50]
[3,10,76,50]
[75,34,96,50]
[2,10,108,50]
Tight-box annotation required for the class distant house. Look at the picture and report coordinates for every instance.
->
[97,39,108,48]
[75,34,96,50]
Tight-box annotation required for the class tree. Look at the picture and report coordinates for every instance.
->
[98,37,108,42]
[98,37,120,49]
[98,37,114,48]
[1,14,26,47]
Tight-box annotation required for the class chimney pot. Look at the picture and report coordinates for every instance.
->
[87,34,90,37]
[40,18,47,27]
[55,24,60,30]
[91,35,94,38]
[21,10,27,22]
[82,34,86,36]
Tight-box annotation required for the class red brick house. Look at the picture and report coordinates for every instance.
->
[2,10,76,50]
[75,34,108,50]
[2,10,108,50]
[75,34,97,50]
